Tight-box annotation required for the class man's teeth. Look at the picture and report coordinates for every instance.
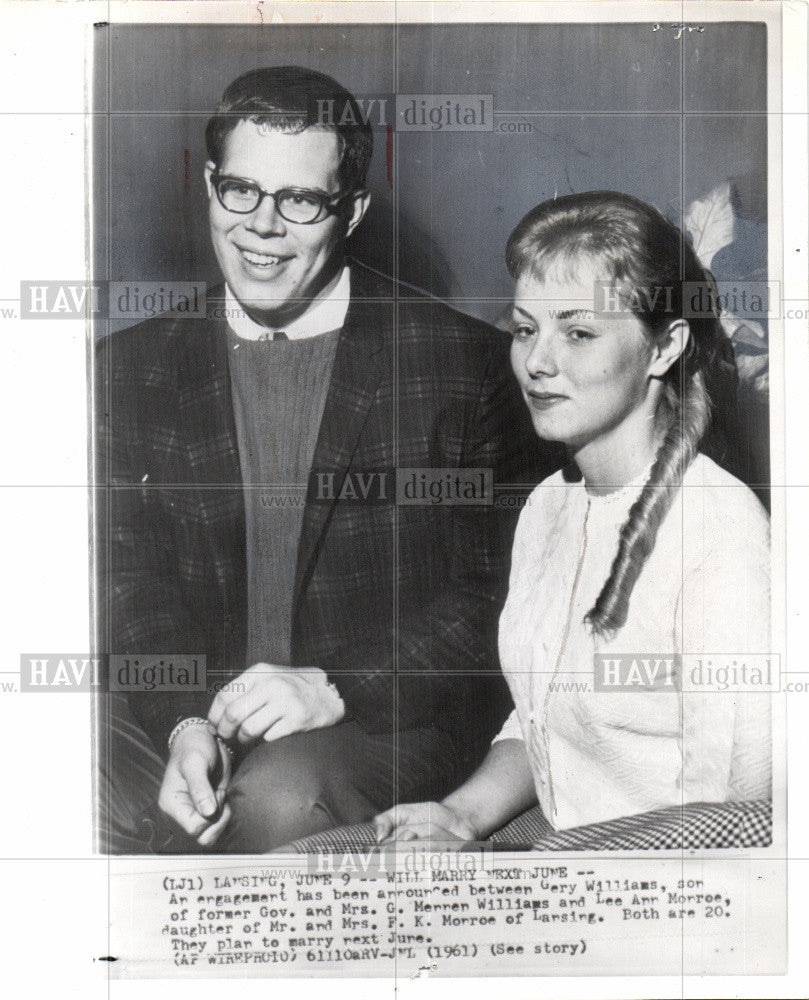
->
[241,250,284,266]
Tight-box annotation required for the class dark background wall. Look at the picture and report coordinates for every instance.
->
[93,21,767,326]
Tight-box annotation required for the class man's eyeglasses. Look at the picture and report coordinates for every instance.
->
[210,172,352,225]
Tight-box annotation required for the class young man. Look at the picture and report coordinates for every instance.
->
[96,66,557,853]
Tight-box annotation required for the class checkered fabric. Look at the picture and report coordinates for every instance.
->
[498,799,772,850]
[279,799,772,853]
[95,261,558,754]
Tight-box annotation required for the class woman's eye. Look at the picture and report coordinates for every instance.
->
[511,325,536,340]
[567,327,596,342]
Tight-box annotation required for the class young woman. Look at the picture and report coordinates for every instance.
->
[374,191,772,842]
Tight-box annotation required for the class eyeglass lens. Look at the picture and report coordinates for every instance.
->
[216,178,326,223]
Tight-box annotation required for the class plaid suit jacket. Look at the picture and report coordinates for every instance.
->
[95,262,561,756]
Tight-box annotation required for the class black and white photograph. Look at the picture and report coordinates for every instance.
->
[1,0,807,996]
[95,13,775,855]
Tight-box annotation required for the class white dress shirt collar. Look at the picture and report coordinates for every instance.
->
[225,265,351,341]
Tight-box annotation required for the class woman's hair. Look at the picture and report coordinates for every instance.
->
[506,191,740,638]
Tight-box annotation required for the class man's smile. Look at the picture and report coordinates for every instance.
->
[236,247,293,270]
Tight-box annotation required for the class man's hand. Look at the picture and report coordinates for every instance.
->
[372,802,479,845]
[158,724,232,847]
[207,663,344,745]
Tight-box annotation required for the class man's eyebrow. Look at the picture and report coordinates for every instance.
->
[556,308,596,320]
[287,186,334,197]
[218,171,259,184]
[218,173,334,197]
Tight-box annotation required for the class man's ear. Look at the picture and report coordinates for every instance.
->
[649,319,691,378]
[344,189,371,239]
[203,161,217,199]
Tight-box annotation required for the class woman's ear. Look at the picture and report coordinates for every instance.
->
[648,319,690,378]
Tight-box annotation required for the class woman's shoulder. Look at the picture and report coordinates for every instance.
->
[680,453,769,552]
[684,454,768,514]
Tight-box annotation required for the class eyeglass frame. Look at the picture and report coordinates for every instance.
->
[209,171,357,225]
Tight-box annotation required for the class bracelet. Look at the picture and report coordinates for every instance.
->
[167,716,210,753]
[167,716,235,760]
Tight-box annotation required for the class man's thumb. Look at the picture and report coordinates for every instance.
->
[181,754,217,818]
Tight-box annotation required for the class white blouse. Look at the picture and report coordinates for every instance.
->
[495,453,772,831]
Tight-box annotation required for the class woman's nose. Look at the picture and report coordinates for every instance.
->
[244,195,286,238]
[524,330,558,378]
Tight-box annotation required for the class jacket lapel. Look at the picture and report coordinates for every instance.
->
[175,312,242,487]
[293,269,388,607]
[174,312,246,624]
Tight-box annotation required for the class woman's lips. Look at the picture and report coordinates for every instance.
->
[527,390,568,409]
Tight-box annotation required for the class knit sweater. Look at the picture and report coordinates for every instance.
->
[227,327,341,665]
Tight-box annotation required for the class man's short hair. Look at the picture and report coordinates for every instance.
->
[205,66,373,192]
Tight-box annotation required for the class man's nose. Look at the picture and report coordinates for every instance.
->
[244,194,286,238]
[524,329,559,378]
